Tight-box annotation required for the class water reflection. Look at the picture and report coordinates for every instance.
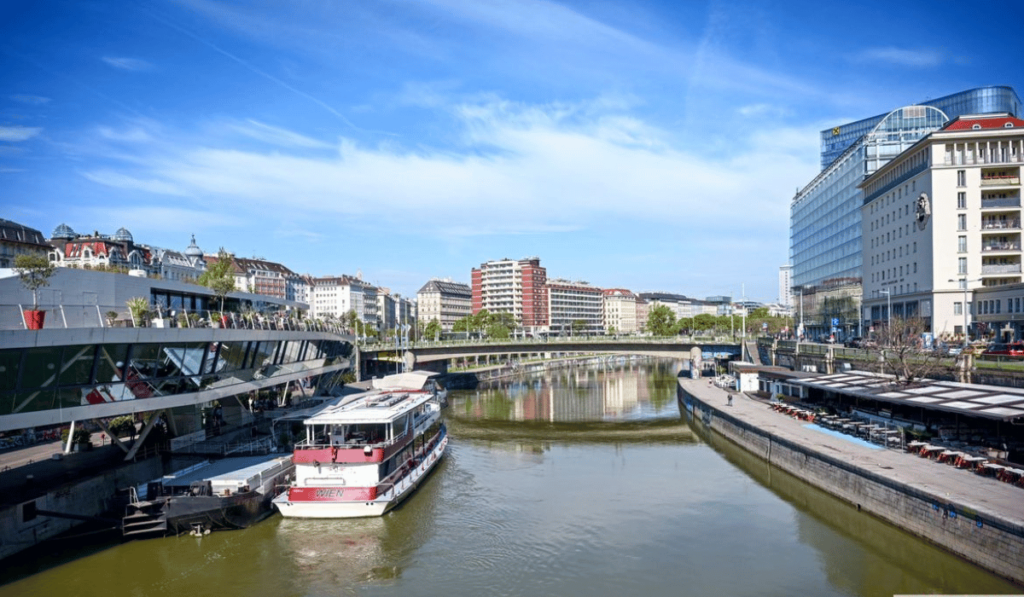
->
[457,360,683,423]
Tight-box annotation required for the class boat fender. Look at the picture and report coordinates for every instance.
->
[331,447,338,463]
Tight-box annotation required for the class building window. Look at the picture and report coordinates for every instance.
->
[958,214,967,231]
[957,192,967,209]
[958,257,967,274]
[958,236,967,253]
[954,302,963,315]
[957,170,966,187]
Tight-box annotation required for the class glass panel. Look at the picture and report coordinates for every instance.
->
[58,345,96,388]
[96,344,130,385]
[217,342,247,373]
[21,347,64,391]
[0,349,22,393]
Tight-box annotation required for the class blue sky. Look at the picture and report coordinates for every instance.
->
[3,1,1022,303]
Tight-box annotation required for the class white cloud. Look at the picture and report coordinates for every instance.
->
[80,170,187,196]
[0,126,42,142]
[10,95,51,105]
[101,56,152,71]
[79,98,818,241]
[853,47,943,68]
[97,126,152,143]
[228,120,332,149]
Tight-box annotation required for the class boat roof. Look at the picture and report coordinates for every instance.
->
[304,389,434,425]
[370,370,439,391]
[161,454,292,488]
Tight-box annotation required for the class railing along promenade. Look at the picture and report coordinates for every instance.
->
[358,335,743,365]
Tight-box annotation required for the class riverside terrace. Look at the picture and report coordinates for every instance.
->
[768,370,1024,480]
[0,325,354,456]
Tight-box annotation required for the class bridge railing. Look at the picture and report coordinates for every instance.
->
[358,335,746,352]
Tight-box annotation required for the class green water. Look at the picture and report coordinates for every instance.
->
[1,360,1017,596]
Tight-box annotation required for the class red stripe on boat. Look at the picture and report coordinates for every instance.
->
[287,486,377,501]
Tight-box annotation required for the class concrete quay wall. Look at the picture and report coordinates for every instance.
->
[678,379,1024,585]
[0,457,162,561]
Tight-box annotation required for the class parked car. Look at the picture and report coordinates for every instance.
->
[844,337,863,348]
[981,342,1024,357]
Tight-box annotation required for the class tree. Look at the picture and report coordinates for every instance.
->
[646,305,676,336]
[14,254,55,310]
[424,319,441,341]
[571,319,587,336]
[197,248,236,313]
[879,316,951,385]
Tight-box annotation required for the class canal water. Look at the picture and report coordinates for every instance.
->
[0,360,1018,596]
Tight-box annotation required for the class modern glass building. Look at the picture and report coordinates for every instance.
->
[820,86,1023,170]
[789,85,1023,339]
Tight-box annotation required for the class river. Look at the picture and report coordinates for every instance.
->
[0,359,1018,596]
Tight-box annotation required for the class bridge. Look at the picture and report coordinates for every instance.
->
[358,337,745,375]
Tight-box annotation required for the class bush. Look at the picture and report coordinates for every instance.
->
[108,416,136,439]
[60,427,92,445]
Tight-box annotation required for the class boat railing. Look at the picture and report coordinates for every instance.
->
[375,426,446,496]
[296,429,410,452]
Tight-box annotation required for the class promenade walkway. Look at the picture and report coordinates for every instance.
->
[678,378,1024,529]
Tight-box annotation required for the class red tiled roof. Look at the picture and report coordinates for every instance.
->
[944,115,1024,131]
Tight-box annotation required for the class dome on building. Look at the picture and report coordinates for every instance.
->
[113,227,133,243]
[51,223,77,240]
[184,234,203,258]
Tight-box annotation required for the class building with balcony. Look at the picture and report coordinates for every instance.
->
[471,257,547,329]
[546,279,604,335]
[0,219,49,268]
[309,274,379,327]
[820,86,1023,171]
[860,113,1024,341]
[417,278,472,332]
[602,288,639,334]
[793,87,1023,342]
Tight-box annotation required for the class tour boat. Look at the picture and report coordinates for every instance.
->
[273,372,448,518]
[122,454,294,538]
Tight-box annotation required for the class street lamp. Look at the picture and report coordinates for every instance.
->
[879,288,891,345]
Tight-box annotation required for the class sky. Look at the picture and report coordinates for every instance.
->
[2,0,1022,303]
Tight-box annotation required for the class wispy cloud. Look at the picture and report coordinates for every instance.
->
[228,120,332,149]
[97,126,152,143]
[79,97,817,239]
[853,47,943,68]
[80,170,187,196]
[10,94,51,105]
[0,126,42,142]
[101,56,153,71]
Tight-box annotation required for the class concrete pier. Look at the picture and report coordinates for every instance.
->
[678,377,1024,585]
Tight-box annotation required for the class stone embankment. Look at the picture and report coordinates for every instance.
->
[678,377,1024,585]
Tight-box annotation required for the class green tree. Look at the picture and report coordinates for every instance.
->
[646,304,677,336]
[14,253,56,310]
[197,248,236,312]
[571,319,587,336]
[424,319,441,341]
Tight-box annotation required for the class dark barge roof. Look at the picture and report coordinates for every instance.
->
[788,371,1024,423]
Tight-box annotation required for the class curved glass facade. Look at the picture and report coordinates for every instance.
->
[0,336,353,419]
[820,86,1023,170]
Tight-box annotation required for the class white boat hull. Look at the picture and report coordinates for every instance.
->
[274,435,447,519]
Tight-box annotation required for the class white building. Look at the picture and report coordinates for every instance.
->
[417,278,472,332]
[861,113,1024,342]
[378,289,416,335]
[546,279,604,335]
[602,288,638,334]
[779,264,792,307]
[309,274,379,327]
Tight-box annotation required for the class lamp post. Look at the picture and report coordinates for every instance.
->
[879,288,891,346]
